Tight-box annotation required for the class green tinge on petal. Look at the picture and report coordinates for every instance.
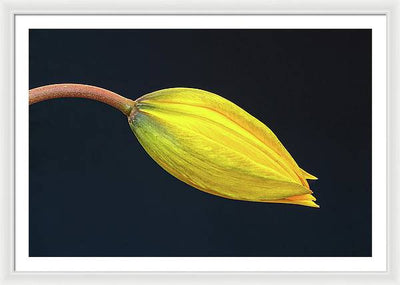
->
[130,88,318,207]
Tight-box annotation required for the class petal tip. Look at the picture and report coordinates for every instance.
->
[300,168,318,180]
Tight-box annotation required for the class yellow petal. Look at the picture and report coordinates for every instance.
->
[268,198,320,208]
[300,168,318,180]
[129,88,318,207]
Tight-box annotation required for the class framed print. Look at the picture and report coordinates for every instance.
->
[1,0,399,284]
[17,13,385,271]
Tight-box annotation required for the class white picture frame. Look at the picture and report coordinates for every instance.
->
[1,0,399,284]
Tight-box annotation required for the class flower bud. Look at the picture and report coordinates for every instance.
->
[128,88,318,207]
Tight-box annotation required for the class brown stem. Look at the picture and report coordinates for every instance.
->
[29,83,136,116]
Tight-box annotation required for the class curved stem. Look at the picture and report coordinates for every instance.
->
[29,83,136,116]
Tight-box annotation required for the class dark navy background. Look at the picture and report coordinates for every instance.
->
[29,29,372,257]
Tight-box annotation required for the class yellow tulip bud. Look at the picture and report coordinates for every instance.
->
[128,88,318,208]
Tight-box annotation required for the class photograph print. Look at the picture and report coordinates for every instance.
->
[29,28,372,257]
